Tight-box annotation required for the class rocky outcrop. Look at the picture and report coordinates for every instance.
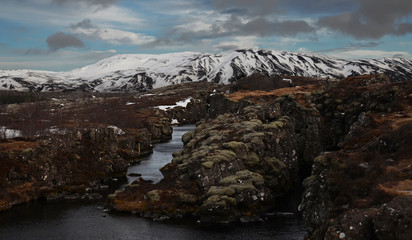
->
[300,78,412,239]
[0,119,172,211]
[107,74,412,240]
[107,88,323,222]
[0,81,220,211]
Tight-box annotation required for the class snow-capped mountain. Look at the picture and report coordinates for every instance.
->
[1,49,412,92]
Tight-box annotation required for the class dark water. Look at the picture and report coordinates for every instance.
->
[126,125,195,184]
[0,125,307,240]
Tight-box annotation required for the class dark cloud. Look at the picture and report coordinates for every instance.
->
[214,44,241,51]
[349,42,380,48]
[211,0,412,39]
[227,16,315,37]
[51,0,117,7]
[212,0,357,16]
[280,0,358,14]
[218,8,249,15]
[212,0,281,16]
[46,32,84,51]
[147,14,315,48]
[321,41,382,53]
[318,0,412,39]
[70,19,95,29]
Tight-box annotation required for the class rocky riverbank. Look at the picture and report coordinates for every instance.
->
[0,82,222,211]
[0,124,172,211]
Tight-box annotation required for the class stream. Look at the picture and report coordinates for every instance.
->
[0,125,307,240]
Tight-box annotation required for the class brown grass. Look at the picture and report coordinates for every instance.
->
[228,85,319,101]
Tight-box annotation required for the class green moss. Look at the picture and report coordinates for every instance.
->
[178,193,198,203]
[203,195,237,207]
[222,141,247,152]
[230,183,258,193]
[241,132,264,142]
[172,150,182,157]
[201,161,214,169]
[263,121,284,130]
[314,154,330,166]
[264,157,287,176]
[147,190,161,202]
[242,152,260,168]
[182,130,195,144]
[219,170,264,186]
[208,134,224,143]
[302,175,318,188]
[204,150,237,164]
[191,147,211,160]
[172,156,183,164]
[206,186,236,197]
[243,119,263,131]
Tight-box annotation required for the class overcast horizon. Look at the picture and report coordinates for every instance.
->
[1,0,412,71]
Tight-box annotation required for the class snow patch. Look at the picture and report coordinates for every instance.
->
[0,127,22,139]
[282,78,292,84]
[155,97,193,111]
[107,125,125,135]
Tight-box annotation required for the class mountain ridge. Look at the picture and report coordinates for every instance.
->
[1,49,412,92]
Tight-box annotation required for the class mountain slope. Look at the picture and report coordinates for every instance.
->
[1,49,412,92]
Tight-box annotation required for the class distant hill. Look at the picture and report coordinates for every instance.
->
[1,49,412,92]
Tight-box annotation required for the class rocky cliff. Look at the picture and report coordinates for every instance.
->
[300,76,412,239]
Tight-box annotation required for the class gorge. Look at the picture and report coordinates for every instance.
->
[0,73,411,239]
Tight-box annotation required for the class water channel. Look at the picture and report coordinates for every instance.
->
[0,125,306,240]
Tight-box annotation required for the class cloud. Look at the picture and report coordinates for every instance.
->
[70,19,95,29]
[51,0,118,8]
[212,0,281,16]
[147,14,315,49]
[280,0,358,14]
[69,19,155,45]
[320,41,412,59]
[349,42,380,48]
[321,41,381,54]
[223,16,315,37]
[327,49,411,59]
[47,32,85,51]
[213,36,259,51]
[0,1,143,29]
[211,0,356,16]
[318,0,412,39]
[210,0,412,39]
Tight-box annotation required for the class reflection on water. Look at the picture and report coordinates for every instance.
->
[127,125,195,184]
[0,125,307,240]
[0,201,306,240]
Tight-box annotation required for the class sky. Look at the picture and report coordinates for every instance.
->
[1,0,412,71]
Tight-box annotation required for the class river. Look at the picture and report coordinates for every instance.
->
[0,125,306,240]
